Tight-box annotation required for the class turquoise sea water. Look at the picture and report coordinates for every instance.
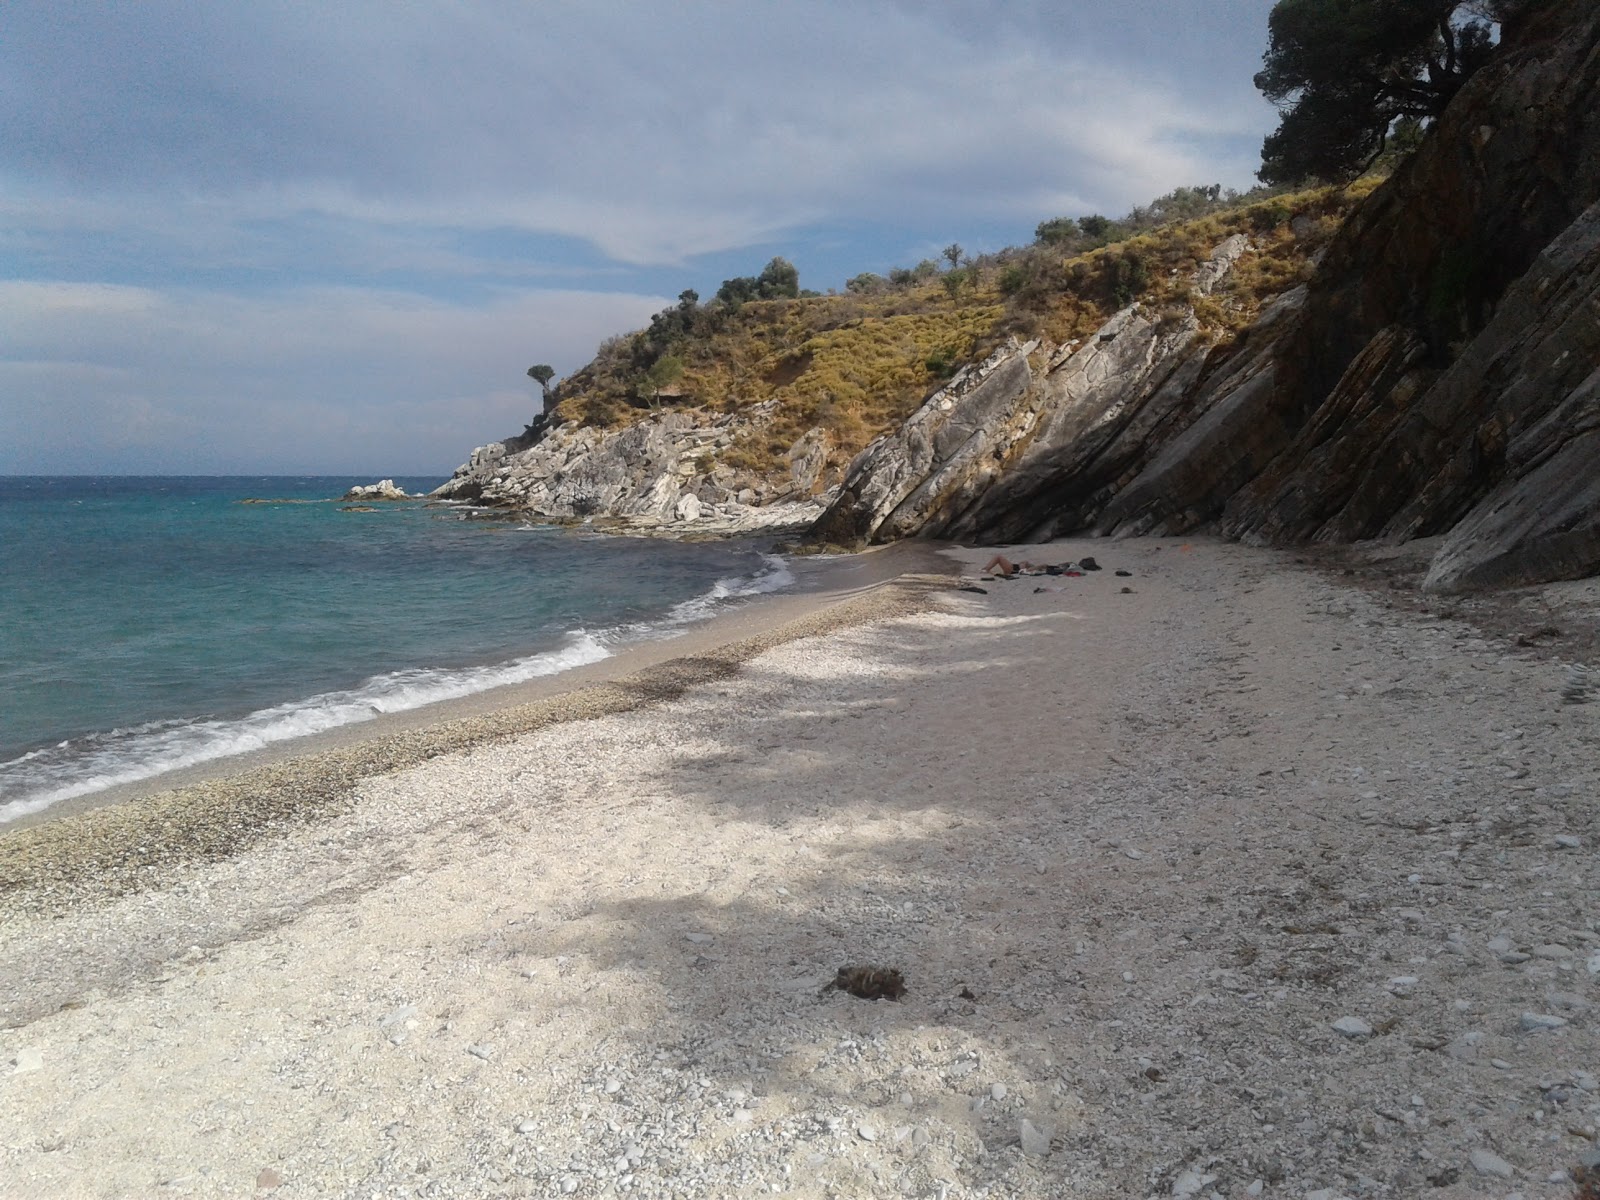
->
[0,477,796,822]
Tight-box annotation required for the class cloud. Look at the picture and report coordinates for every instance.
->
[0,281,668,475]
[0,2,1284,473]
[4,0,1279,269]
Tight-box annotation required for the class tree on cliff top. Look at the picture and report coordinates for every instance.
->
[527,364,555,396]
[1255,0,1502,185]
[715,257,801,307]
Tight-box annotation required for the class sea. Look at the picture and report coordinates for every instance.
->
[0,476,802,824]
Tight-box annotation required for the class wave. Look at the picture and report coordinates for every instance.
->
[0,555,797,824]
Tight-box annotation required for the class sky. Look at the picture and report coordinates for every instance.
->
[2,0,1283,477]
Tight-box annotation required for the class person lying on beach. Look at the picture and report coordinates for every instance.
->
[982,555,1081,578]
[982,554,1031,577]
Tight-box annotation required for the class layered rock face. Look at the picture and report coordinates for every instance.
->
[815,0,1600,590]
[810,236,1256,546]
[431,402,835,535]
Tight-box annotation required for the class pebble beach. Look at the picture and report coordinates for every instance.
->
[2,539,1598,1199]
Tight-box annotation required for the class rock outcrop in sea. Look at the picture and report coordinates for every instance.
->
[342,479,411,501]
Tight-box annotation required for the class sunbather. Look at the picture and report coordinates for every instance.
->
[982,554,1033,577]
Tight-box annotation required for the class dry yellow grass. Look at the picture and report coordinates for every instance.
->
[549,182,1376,476]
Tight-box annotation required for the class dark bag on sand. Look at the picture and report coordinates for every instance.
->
[1078,556,1101,571]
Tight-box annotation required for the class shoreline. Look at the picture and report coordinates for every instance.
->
[2,539,949,835]
[1,536,1596,1197]
[0,540,954,914]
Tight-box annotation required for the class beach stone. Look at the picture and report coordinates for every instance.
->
[857,1124,877,1142]
[1171,1167,1210,1195]
[256,1168,284,1191]
[1331,1017,1373,1038]
[467,1043,494,1060]
[990,1083,1007,1101]
[1533,944,1572,960]
[1019,1118,1051,1157]
[685,933,714,945]
[1555,834,1582,848]
[1519,1012,1567,1031]
[10,1048,43,1074]
[516,1119,537,1134]
[1469,1148,1514,1178]
[379,1004,417,1028]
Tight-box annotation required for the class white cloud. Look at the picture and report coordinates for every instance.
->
[0,281,668,474]
[4,0,1278,268]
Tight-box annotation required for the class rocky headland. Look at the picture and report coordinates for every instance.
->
[439,0,1598,591]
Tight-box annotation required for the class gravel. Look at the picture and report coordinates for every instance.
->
[1,539,1596,1199]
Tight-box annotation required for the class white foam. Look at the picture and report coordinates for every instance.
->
[0,632,609,823]
[0,554,799,823]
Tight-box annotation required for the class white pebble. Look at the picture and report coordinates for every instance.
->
[990,1083,1007,1101]
[1019,1118,1051,1157]
[1519,1012,1567,1031]
[1554,835,1582,849]
[1469,1147,1514,1178]
[1331,1016,1373,1038]
[857,1124,877,1142]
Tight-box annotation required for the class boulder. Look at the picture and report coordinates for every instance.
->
[342,479,409,501]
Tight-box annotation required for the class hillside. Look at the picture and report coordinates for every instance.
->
[438,0,1599,590]
[435,184,1369,524]
[552,185,1365,475]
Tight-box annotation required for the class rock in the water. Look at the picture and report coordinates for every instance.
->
[342,479,409,500]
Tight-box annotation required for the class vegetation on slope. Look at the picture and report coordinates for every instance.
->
[546,180,1379,476]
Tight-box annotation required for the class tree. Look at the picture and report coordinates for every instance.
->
[1076,215,1113,241]
[527,364,555,396]
[715,256,801,308]
[942,243,965,271]
[644,355,684,400]
[1254,0,1499,185]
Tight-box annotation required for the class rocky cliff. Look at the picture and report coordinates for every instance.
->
[814,0,1600,591]
[432,400,835,535]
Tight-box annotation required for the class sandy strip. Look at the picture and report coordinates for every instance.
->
[1,538,1597,1200]
[0,542,950,911]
